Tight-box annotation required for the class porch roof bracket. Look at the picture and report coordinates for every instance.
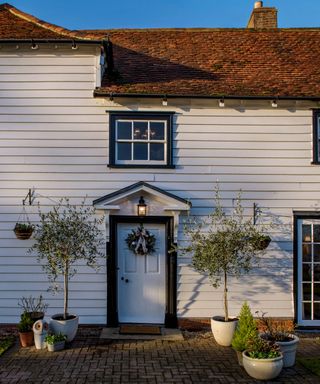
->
[163,206,190,243]
[94,205,120,241]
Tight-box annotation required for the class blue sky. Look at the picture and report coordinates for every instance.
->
[4,0,320,30]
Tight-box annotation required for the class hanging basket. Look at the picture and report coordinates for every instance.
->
[14,223,34,240]
[255,235,271,251]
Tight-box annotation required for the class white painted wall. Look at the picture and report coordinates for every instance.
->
[0,46,319,323]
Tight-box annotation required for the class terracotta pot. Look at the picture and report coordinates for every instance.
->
[235,350,244,366]
[19,331,34,347]
[210,316,238,346]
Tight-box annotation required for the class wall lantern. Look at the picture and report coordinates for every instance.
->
[137,196,147,216]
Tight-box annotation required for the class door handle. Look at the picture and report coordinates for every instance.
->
[121,277,129,283]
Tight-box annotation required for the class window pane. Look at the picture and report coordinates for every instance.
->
[133,143,148,160]
[303,225,311,242]
[134,122,148,140]
[314,303,320,320]
[150,143,164,161]
[314,264,320,282]
[314,225,320,242]
[314,284,320,301]
[303,244,312,262]
[117,143,131,160]
[303,264,312,281]
[314,244,320,262]
[117,121,132,139]
[303,283,312,300]
[150,122,165,140]
[303,303,311,320]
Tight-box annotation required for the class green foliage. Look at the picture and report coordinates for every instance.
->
[183,185,271,321]
[18,295,48,314]
[246,337,281,359]
[45,333,67,345]
[18,312,34,333]
[232,302,257,352]
[298,358,320,376]
[256,310,295,342]
[14,222,33,231]
[0,336,16,356]
[125,226,156,255]
[30,198,105,319]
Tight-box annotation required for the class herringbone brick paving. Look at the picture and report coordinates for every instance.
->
[0,327,319,383]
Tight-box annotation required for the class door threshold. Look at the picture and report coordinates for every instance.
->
[100,327,183,341]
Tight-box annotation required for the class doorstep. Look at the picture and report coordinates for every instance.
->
[100,327,184,341]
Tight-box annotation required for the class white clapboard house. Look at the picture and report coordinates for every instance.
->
[1,1,320,328]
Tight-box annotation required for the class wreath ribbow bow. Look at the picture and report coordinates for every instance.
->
[125,226,156,255]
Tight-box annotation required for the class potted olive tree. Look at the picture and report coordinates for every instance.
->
[30,198,104,342]
[184,186,271,346]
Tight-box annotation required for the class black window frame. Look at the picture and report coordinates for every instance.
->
[108,111,175,168]
[312,109,320,164]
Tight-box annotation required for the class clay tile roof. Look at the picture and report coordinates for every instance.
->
[0,3,92,40]
[94,28,320,98]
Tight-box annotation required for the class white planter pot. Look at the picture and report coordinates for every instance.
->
[50,314,79,342]
[210,316,238,346]
[242,351,283,381]
[276,334,299,368]
[47,340,65,352]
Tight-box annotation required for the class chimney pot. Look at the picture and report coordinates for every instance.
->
[254,1,263,8]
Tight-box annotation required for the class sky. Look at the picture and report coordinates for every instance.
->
[3,0,320,30]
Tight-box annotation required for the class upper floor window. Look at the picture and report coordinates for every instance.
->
[313,110,320,164]
[109,112,174,168]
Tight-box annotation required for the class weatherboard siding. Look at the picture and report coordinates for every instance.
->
[0,50,318,323]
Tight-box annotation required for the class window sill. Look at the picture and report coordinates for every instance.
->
[108,164,176,169]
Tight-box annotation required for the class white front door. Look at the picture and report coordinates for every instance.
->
[297,218,320,326]
[117,223,166,324]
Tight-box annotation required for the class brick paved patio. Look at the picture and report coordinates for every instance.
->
[0,327,320,383]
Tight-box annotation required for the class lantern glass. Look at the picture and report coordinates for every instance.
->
[137,196,147,216]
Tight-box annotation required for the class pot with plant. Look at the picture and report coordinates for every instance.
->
[18,295,48,322]
[243,336,283,380]
[14,222,34,240]
[257,311,299,368]
[232,302,257,366]
[29,198,105,342]
[18,312,34,347]
[45,332,67,352]
[183,185,271,346]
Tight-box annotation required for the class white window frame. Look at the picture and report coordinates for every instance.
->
[115,119,167,165]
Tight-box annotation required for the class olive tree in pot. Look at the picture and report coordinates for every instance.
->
[184,186,271,346]
[30,198,104,342]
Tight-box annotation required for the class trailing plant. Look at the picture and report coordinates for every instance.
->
[246,336,281,359]
[17,312,34,333]
[232,302,258,352]
[45,333,67,345]
[14,223,33,231]
[256,310,295,342]
[183,185,271,322]
[30,198,105,320]
[18,295,48,314]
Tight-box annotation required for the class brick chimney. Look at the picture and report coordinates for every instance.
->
[247,1,278,29]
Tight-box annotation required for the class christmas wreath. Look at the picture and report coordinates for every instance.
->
[125,226,156,255]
